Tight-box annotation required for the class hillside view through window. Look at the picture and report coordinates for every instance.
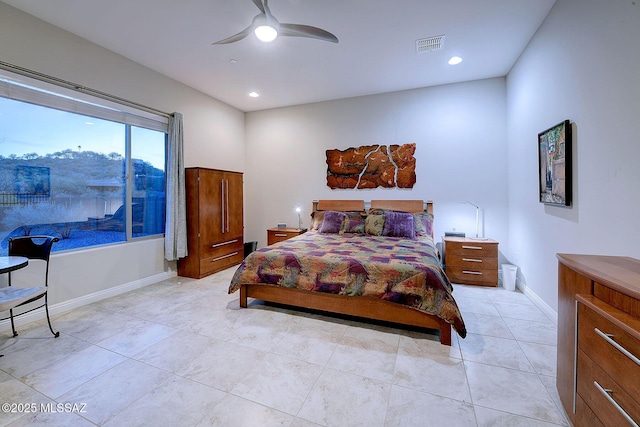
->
[0,95,166,255]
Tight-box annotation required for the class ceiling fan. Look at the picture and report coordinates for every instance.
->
[212,0,339,45]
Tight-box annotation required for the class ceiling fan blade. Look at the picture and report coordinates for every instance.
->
[263,0,274,17]
[251,0,265,14]
[211,24,253,44]
[279,23,339,43]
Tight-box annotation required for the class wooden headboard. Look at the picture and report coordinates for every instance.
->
[313,200,365,212]
[370,200,432,214]
[312,199,432,214]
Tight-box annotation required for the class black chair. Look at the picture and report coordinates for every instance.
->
[0,236,60,338]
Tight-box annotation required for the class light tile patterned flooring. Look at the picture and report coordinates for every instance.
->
[0,268,569,426]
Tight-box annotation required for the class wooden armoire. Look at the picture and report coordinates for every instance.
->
[178,168,244,279]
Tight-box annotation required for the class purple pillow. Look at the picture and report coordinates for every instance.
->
[382,211,416,239]
[318,211,347,234]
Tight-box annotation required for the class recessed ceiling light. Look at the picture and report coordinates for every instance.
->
[448,56,463,65]
[249,92,259,98]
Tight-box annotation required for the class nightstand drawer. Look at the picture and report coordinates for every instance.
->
[446,255,498,270]
[267,228,306,245]
[446,266,498,286]
[445,240,498,258]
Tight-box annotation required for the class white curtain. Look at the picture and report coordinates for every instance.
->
[164,112,187,261]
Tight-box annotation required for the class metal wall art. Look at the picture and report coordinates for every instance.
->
[326,143,416,190]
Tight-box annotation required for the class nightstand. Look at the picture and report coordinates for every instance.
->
[443,237,499,286]
[267,228,307,245]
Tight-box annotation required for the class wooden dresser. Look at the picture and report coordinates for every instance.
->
[443,237,498,286]
[178,168,244,279]
[557,254,640,426]
[267,228,306,246]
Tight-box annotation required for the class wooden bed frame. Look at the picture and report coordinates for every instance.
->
[238,199,452,345]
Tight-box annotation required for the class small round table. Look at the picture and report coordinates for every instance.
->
[0,256,29,274]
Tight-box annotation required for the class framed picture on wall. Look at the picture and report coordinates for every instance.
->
[538,120,571,206]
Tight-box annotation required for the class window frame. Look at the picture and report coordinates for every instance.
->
[0,70,168,253]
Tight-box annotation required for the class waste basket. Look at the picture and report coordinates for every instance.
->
[502,264,517,291]
[244,241,257,258]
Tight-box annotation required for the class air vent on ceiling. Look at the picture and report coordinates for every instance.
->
[416,35,445,54]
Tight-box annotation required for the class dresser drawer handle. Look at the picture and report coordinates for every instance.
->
[461,245,483,250]
[274,234,288,237]
[211,252,239,262]
[593,381,639,427]
[462,258,483,263]
[462,270,482,275]
[594,328,640,366]
[211,239,239,248]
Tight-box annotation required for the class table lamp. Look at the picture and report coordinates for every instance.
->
[463,201,488,240]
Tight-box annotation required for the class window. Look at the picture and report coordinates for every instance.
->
[0,75,167,255]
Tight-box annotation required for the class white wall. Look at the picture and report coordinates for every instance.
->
[245,78,509,253]
[506,0,640,311]
[0,3,245,307]
[9,0,635,321]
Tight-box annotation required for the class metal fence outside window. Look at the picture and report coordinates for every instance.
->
[0,193,50,205]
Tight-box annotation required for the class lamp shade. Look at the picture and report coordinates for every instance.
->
[462,201,488,240]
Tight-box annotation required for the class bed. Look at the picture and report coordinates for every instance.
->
[228,200,466,345]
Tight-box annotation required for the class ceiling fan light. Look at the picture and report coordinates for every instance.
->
[255,25,278,42]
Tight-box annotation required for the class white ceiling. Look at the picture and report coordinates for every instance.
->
[3,0,557,112]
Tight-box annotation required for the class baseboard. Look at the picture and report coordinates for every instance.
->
[0,271,177,332]
[517,279,558,324]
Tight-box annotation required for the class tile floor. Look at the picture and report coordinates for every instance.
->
[0,268,569,426]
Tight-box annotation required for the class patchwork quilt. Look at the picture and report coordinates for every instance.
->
[229,232,466,338]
